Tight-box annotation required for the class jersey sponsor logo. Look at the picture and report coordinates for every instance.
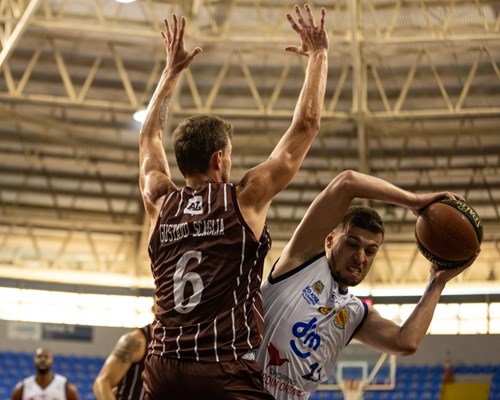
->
[318,306,332,315]
[266,342,289,368]
[290,317,321,359]
[184,196,203,215]
[331,291,341,308]
[302,361,322,383]
[264,356,302,398]
[333,307,349,329]
[302,285,320,305]
[312,280,325,295]
[263,368,303,398]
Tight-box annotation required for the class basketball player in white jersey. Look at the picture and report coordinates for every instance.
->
[257,170,478,399]
[10,347,79,400]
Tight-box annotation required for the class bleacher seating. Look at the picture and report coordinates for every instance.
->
[311,363,499,400]
[0,351,499,399]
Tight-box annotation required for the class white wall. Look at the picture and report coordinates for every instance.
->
[397,333,500,366]
[0,319,129,357]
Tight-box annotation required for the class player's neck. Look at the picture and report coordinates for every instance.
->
[185,171,222,188]
[36,372,54,387]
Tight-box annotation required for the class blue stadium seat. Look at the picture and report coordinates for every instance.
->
[2,352,500,400]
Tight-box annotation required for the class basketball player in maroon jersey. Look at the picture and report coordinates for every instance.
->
[138,4,328,399]
[93,300,155,400]
[93,324,152,400]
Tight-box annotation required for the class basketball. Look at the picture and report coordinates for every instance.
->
[415,199,483,268]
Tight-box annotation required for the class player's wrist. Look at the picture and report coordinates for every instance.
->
[310,48,328,58]
[161,67,181,81]
[427,273,446,291]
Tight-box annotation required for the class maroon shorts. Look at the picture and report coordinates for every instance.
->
[142,354,275,400]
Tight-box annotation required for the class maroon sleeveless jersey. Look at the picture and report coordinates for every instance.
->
[113,324,151,400]
[148,183,271,362]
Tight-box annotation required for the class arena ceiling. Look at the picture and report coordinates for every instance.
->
[0,0,499,294]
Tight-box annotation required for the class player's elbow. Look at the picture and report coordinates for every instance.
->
[92,376,105,397]
[397,340,419,356]
[399,347,418,356]
[327,169,361,195]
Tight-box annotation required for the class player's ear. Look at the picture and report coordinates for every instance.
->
[325,232,335,249]
[210,150,223,171]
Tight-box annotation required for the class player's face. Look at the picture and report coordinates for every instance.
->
[221,140,232,183]
[34,348,53,374]
[327,225,383,290]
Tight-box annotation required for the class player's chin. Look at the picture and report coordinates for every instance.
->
[341,274,362,287]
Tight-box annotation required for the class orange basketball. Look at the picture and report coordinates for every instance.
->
[415,199,483,268]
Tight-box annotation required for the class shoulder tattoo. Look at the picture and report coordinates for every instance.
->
[113,333,142,363]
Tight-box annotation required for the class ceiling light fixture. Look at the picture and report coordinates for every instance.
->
[115,0,136,4]
[133,108,148,123]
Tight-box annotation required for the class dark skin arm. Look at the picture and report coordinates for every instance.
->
[66,382,79,400]
[10,382,22,400]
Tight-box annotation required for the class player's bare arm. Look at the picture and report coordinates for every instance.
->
[355,256,477,355]
[274,170,462,277]
[112,330,145,364]
[66,382,80,400]
[237,4,328,238]
[10,382,22,400]
[139,15,202,229]
[93,330,146,400]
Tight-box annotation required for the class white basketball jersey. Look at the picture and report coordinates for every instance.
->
[22,374,67,400]
[257,252,368,400]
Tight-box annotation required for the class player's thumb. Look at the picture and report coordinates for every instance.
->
[284,46,301,54]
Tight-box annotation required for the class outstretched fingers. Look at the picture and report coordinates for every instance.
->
[319,7,326,31]
[162,19,172,45]
[172,14,179,43]
[285,4,328,55]
[294,4,307,29]
[163,14,182,45]
[304,3,316,28]
[161,13,203,73]
[286,10,301,35]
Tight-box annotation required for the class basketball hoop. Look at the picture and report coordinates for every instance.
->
[339,379,364,400]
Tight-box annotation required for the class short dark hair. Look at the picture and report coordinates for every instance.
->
[340,206,385,239]
[172,115,233,177]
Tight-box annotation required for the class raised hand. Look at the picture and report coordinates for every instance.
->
[162,15,202,74]
[430,251,479,284]
[412,192,466,216]
[285,4,328,56]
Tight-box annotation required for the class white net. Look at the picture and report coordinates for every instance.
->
[338,379,364,400]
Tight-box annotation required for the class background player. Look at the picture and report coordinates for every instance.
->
[93,300,155,400]
[10,347,79,400]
